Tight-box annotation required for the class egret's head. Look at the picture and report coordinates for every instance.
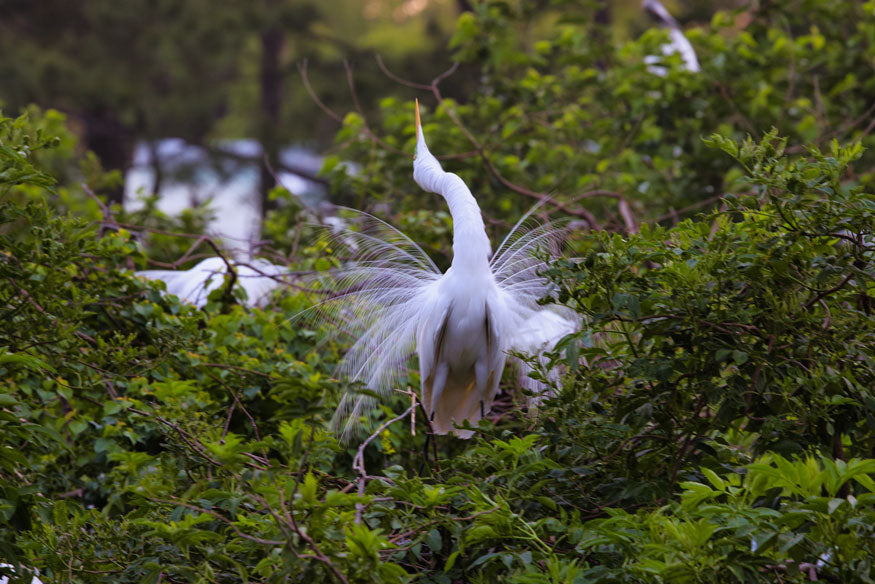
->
[412,100,443,194]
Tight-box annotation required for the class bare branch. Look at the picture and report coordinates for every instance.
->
[353,403,416,524]
[298,60,343,124]
[375,54,432,90]
[154,497,285,546]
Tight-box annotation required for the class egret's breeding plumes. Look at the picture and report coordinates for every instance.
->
[328,102,574,439]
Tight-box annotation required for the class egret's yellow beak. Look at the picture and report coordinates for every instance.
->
[414,99,421,159]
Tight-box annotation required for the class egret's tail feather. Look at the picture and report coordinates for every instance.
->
[423,369,498,438]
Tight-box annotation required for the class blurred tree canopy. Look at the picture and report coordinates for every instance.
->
[0,0,463,207]
[1,0,875,582]
[322,0,875,243]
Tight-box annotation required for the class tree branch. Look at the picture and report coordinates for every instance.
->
[353,403,416,524]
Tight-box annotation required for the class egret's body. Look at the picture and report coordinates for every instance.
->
[330,103,574,437]
[410,110,507,433]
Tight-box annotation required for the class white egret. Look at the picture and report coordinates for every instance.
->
[643,0,700,75]
[329,101,574,438]
[0,563,42,584]
[137,257,288,308]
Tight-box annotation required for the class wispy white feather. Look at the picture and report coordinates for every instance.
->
[316,200,574,439]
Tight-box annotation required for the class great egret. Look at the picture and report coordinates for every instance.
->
[643,0,700,75]
[136,257,288,308]
[329,102,574,438]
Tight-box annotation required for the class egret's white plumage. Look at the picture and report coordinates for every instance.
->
[643,0,700,75]
[0,563,42,584]
[329,102,574,438]
[137,257,288,308]
[512,308,577,401]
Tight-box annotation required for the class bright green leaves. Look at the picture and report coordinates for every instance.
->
[0,111,59,191]
[549,129,874,493]
[746,455,875,499]
[3,2,875,582]
[202,433,251,470]
[576,454,875,583]
[344,523,408,583]
[0,153,351,581]
[136,513,223,550]
[344,522,394,565]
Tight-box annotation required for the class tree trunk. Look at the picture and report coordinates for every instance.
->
[593,0,612,69]
[148,139,163,197]
[259,27,284,220]
[83,106,131,205]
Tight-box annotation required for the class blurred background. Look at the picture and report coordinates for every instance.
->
[0,0,736,250]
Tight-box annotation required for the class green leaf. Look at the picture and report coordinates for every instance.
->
[426,528,442,553]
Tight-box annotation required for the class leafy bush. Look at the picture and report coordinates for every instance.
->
[2,0,875,582]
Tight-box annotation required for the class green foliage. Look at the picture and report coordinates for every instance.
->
[0,109,61,190]
[2,1,875,582]
[324,0,875,237]
[578,455,875,582]
[541,132,873,500]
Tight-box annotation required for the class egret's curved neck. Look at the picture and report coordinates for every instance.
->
[440,173,492,270]
[413,140,492,270]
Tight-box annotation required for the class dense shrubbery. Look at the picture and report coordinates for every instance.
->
[2,0,875,582]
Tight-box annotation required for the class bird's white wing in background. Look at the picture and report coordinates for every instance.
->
[642,0,700,75]
[236,259,288,307]
[137,257,287,308]
[0,563,42,584]
[137,257,228,308]
[664,28,700,73]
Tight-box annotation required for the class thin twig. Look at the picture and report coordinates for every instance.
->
[204,369,264,444]
[128,407,224,467]
[299,59,406,156]
[289,424,317,504]
[297,60,343,123]
[81,183,122,237]
[651,193,726,224]
[353,404,416,524]
[375,54,432,90]
[804,271,854,309]
[154,497,285,546]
